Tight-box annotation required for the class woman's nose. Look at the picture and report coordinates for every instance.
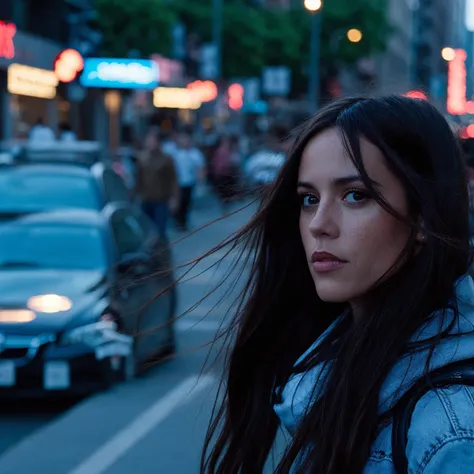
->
[308,204,339,238]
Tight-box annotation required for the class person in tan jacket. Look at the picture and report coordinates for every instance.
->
[134,129,179,238]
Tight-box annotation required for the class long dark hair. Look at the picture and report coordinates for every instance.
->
[200,96,471,473]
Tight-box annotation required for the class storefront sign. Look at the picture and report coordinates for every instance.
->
[8,63,58,99]
[80,58,159,89]
[0,21,16,60]
[153,87,201,110]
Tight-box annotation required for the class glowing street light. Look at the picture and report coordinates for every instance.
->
[304,0,322,12]
[347,28,363,43]
[304,0,322,113]
[442,47,456,62]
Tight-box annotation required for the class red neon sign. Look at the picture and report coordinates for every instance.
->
[228,83,244,110]
[0,21,16,60]
[187,80,218,103]
[404,90,428,101]
[447,49,467,115]
[54,49,84,83]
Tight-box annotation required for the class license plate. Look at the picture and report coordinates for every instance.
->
[0,361,15,387]
[44,361,70,390]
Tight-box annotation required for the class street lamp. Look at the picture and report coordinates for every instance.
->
[305,0,322,113]
[347,28,363,43]
[304,0,322,12]
[213,0,223,79]
[442,47,456,62]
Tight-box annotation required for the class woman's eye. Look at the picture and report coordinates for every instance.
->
[301,193,318,207]
[344,190,368,204]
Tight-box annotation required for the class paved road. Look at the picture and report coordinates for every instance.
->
[0,193,265,474]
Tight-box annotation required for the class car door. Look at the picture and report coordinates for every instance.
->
[131,208,175,350]
[101,168,131,205]
[110,208,169,362]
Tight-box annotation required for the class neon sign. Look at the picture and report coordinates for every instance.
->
[228,83,244,110]
[0,21,16,60]
[80,58,159,89]
[404,90,428,101]
[54,49,84,83]
[187,80,218,103]
[153,87,201,110]
[8,64,58,99]
[447,49,467,115]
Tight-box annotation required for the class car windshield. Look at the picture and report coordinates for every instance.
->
[0,224,107,270]
[0,171,99,211]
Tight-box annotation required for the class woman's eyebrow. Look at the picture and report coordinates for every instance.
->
[297,175,381,189]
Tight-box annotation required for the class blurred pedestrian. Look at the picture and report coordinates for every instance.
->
[59,122,77,142]
[200,96,474,473]
[134,129,178,238]
[28,118,55,143]
[212,135,241,209]
[162,130,179,158]
[171,132,206,231]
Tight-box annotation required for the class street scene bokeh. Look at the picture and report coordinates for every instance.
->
[0,0,473,472]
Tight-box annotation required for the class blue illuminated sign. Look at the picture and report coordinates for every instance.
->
[80,58,159,89]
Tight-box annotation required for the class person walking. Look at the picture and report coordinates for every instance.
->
[171,132,206,231]
[28,118,55,143]
[59,122,77,142]
[212,136,239,209]
[134,129,178,238]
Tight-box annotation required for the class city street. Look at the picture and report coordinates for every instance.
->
[0,193,261,474]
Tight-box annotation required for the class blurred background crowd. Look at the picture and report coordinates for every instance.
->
[1,0,473,235]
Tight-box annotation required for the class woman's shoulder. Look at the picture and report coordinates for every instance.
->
[406,386,474,473]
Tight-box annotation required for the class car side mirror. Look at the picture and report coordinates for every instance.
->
[117,252,149,274]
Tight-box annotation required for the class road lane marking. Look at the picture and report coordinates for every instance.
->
[69,374,215,474]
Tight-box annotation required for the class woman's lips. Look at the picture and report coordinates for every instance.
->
[312,260,346,272]
[311,251,347,273]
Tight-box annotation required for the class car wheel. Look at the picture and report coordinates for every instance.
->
[162,323,176,357]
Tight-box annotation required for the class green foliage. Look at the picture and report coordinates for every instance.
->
[94,0,177,57]
[320,0,391,63]
[94,0,391,89]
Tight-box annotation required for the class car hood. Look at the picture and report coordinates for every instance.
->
[0,269,107,334]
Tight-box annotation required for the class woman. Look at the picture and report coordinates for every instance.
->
[200,96,474,473]
[134,129,179,238]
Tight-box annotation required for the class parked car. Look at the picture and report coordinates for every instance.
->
[0,206,175,397]
[0,161,131,217]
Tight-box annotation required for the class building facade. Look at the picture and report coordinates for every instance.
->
[375,0,414,95]
[0,0,99,142]
[340,0,467,112]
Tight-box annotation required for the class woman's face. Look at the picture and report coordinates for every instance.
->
[298,128,412,306]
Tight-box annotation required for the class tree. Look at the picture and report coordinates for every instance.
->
[320,0,391,64]
[93,0,391,94]
[94,0,177,58]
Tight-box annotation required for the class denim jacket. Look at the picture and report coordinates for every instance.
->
[274,275,474,473]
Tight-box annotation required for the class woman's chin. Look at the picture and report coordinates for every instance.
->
[315,282,353,303]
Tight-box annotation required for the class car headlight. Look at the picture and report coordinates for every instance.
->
[28,295,72,313]
[61,320,118,346]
